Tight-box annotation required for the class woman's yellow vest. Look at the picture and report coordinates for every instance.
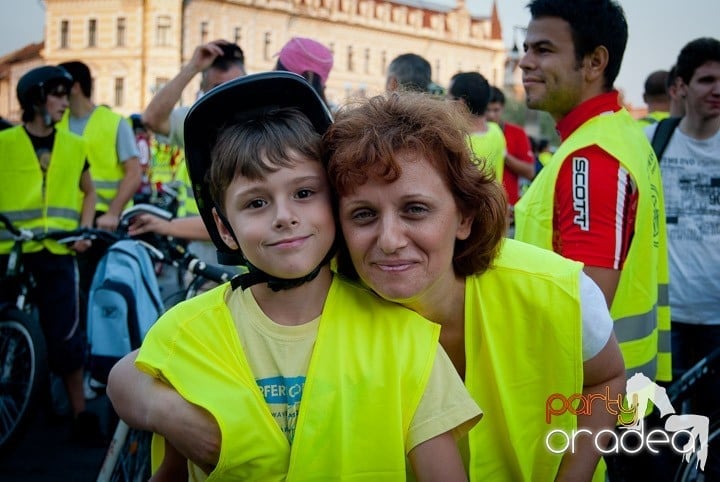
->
[0,126,86,255]
[58,106,123,212]
[514,108,671,382]
[136,276,440,481]
[464,239,584,481]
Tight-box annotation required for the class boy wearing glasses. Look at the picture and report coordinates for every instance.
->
[0,65,102,444]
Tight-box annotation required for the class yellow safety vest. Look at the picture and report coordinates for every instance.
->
[468,121,505,182]
[136,276,439,481]
[149,137,183,185]
[464,238,584,481]
[0,125,87,254]
[173,159,199,217]
[514,108,671,382]
[58,106,123,212]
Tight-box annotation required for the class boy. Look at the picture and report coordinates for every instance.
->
[109,72,481,480]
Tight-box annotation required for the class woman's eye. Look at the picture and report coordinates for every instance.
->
[351,209,375,221]
[406,204,429,215]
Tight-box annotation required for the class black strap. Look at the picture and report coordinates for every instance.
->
[650,117,682,162]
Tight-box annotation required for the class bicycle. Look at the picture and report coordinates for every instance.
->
[666,346,720,481]
[0,213,115,454]
[95,204,237,482]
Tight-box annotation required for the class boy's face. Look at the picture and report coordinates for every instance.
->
[215,154,335,279]
[44,83,70,123]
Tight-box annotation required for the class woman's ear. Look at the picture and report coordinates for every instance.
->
[456,213,474,241]
[212,207,239,250]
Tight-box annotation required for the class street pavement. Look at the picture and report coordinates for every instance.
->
[0,393,113,481]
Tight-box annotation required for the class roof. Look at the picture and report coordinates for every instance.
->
[0,42,44,79]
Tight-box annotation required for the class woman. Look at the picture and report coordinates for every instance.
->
[108,92,624,481]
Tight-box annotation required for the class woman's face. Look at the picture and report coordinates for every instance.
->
[338,150,472,304]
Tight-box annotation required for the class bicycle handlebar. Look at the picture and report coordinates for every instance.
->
[184,257,236,284]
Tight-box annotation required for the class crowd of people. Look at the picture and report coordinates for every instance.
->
[1,0,718,480]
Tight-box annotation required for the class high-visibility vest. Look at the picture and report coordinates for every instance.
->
[468,121,505,182]
[0,125,87,254]
[464,238,584,481]
[136,276,439,480]
[514,107,671,382]
[58,106,124,212]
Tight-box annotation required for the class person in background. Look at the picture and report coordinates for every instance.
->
[644,37,720,419]
[486,86,536,226]
[58,61,141,232]
[274,36,334,107]
[385,53,432,93]
[0,66,102,445]
[637,70,671,127]
[447,72,506,183]
[514,0,670,479]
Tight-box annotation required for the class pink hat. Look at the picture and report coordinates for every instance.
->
[277,37,334,87]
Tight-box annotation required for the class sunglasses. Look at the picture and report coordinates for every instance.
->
[47,85,69,97]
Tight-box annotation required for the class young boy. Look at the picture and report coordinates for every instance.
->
[109,72,481,480]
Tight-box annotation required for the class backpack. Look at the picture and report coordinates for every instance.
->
[650,116,682,162]
[86,239,164,384]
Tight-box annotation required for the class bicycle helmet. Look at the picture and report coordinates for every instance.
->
[16,65,73,110]
[184,71,333,290]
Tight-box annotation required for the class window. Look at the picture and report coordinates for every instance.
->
[234,27,242,45]
[114,77,124,107]
[88,18,97,47]
[347,46,354,72]
[263,32,271,61]
[380,50,387,74]
[60,20,69,49]
[156,15,171,46]
[364,48,370,74]
[200,21,208,44]
[117,17,126,46]
[435,59,441,80]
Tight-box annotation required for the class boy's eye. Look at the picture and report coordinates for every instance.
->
[296,188,314,199]
[247,199,267,209]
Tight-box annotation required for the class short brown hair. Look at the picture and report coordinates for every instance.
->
[209,108,322,216]
[323,92,507,278]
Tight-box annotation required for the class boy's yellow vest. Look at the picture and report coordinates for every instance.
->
[464,239,584,481]
[514,108,671,382]
[58,105,123,212]
[0,126,86,254]
[136,276,440,481]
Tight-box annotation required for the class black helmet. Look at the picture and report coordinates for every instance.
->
[129,113,145,132]
[16,65,73,109]
[184,71,333,266]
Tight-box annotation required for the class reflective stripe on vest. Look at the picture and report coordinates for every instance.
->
[0,126,86,254]
[136,277,438,480]
[58,106,123,212]
[514,107,672,382]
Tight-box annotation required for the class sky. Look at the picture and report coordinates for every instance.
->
[1,0,719,107]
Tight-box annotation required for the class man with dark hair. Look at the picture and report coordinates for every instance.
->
[638,69,670,126]
[58,60,141,232]
[514,2,670,478]
[645,36,720,422]
[385,53,431,92]
[486,86,535,212]
[143,39,246,149]
[447,72,506,184]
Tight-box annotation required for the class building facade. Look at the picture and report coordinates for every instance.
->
[1,0,507,120]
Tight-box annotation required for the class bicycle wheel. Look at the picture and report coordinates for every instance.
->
[0,308,48,453]
[96,420,152,482]
[674,410,720,482]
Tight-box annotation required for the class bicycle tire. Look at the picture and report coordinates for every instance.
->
[96,420,152,482]
[0,308,48,454]
[674,409,720,482]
